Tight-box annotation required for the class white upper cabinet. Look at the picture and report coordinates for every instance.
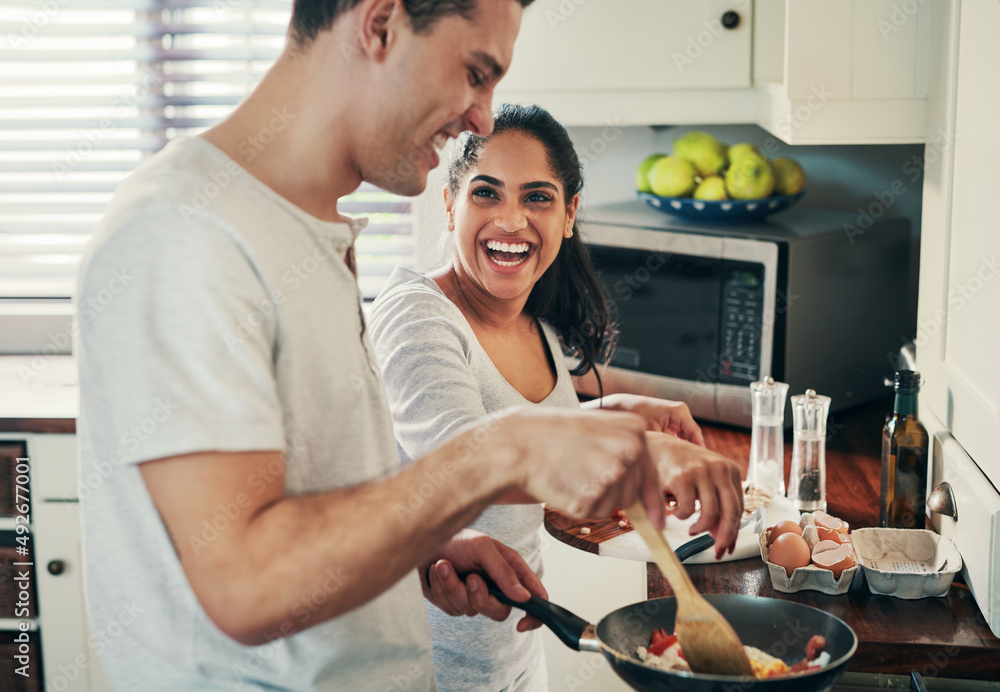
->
[496,0,935,144]
[503,0,751,91]
[756,0,932,143]
[496,0,756,127]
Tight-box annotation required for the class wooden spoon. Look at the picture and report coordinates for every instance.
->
[624,499,753,677]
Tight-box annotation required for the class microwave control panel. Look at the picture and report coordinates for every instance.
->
[718,263,765,385]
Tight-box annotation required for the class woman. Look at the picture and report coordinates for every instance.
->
[369,104,742,692]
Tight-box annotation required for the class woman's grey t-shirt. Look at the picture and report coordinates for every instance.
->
[370,267,580,692]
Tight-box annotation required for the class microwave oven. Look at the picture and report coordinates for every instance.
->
[577,201,913,427]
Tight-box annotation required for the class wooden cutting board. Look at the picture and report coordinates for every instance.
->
[545,495,801,564]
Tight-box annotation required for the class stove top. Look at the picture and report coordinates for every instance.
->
[835,671,995,690]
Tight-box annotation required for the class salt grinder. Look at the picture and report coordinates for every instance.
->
[787,389,831,512]
[748,377,790,496]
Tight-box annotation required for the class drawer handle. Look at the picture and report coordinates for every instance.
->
[721,11,741,30]
[47,560,66,576]
[927,482,958,522]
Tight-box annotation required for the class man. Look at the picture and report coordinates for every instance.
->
[76,0,742,690]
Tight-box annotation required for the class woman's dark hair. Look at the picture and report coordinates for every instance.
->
[447,103,618,391]
[291,0,535,46]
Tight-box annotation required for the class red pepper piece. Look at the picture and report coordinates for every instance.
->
[805,634,827,661]
[647,631,679,657]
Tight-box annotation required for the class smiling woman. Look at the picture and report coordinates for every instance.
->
[368,104,742,691]
[442,104,615,382]
[368,104,616,692]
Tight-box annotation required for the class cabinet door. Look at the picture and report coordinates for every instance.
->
[501,0,751,92]
[33,500,91,692]
[919,1,1000,481]
[539,532,645,691]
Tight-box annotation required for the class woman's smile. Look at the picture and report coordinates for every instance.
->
[482,238,536,270]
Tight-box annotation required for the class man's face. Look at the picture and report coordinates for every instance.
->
[362,0,522,196]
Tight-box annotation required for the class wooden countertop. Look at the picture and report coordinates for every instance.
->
[544,397,1000,680]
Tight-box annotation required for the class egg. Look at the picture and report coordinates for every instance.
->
[811,540,856,578]
[768,533,811,577]
[815,525,845,544]
[812,510,850,535]
[766,520,804,546]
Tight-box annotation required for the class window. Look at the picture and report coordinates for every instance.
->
[0,0,413,302]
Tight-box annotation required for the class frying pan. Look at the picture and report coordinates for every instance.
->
[486,583,857,691]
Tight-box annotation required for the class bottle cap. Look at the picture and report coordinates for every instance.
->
[791,389,831,434]
[894,370,922,391]
[749,378,789,420]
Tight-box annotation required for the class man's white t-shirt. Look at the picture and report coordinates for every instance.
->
[75,138,435,691]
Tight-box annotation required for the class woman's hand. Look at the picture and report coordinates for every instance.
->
[597,393,706,447]
[646,432,744,559]
[419,529,547,632]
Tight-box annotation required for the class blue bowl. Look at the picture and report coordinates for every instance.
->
[637,190,805,221]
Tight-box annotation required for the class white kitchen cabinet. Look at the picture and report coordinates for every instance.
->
[756,0,932,144]
[0,430,110,691]
[916,1,1000,636]
[33,501,90,692]
[496,0,757,127]
[30,435,112,692]
[498,0,934,144]
[539,531,645,691]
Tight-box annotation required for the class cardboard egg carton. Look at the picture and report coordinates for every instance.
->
[758,514,859,595]
[851,528,962,599]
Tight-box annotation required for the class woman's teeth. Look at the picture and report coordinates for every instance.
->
[432,133,448,150]
[485,239,531,267]
[486,240,529,253]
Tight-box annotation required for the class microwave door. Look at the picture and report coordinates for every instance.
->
[581,226,723,421]
[581,224,778,426]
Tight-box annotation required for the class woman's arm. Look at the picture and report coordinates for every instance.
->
[581,392,706,447]
[369,285,538,504]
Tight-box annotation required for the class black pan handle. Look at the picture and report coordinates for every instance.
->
[674,533,716,562]
[471,574,594,652]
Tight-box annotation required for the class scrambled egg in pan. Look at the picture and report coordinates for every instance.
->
[638,641,830,680]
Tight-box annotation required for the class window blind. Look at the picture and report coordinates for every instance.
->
[0,0,412,301]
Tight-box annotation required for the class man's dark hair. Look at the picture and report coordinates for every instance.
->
[291,0,535,46]
[447,103,618,394]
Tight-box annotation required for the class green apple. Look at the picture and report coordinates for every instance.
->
[771,157,807,195]
[727,143,764,166]
[725,153,775,200]
[635,153,667,193]
[647,156,698,197]
[674,131,728,176]
[693,175,728,201]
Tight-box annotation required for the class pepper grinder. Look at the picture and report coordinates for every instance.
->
[748,377,789,496]
[787,389,831,512]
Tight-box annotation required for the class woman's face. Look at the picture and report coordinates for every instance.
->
[445,130,579,305]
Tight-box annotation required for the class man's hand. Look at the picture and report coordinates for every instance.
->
[646,432,743,559]
[487,408,665,529]
[419,529,545,632]
[597,393,706,447]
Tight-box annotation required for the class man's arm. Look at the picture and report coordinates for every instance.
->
[140,406,663,646]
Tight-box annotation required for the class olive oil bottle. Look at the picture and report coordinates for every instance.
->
[880,370,929,529]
